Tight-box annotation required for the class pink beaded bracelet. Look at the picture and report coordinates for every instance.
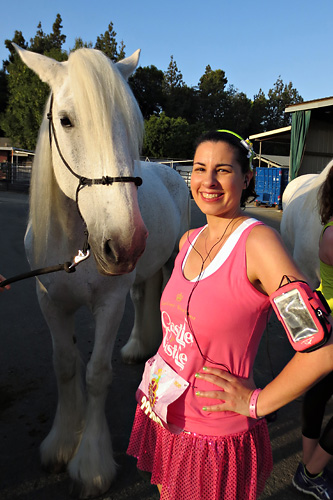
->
[249,388,262,419]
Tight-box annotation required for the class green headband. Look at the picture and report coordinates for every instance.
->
[217,129,254,171]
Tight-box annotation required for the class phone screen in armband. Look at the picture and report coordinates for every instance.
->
[272,288,318,343]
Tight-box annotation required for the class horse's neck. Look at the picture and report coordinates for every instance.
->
[52,189,83,243]
[318,160,333,184]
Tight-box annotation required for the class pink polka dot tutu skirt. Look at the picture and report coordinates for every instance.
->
[127,405,273,500]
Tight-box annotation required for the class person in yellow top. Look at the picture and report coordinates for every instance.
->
[292,165,333,499]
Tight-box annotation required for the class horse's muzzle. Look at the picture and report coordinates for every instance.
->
[94,227,148,275]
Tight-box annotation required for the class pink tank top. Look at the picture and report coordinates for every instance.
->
[158,218,271,436]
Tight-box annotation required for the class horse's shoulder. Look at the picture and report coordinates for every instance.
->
[283,173,320,212]
[138,162,189,199]
[139,161,179,179]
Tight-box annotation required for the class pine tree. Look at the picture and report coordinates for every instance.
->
[95,22,125,61]
[163,55,184,94]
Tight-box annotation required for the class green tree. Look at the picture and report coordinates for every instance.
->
[249,89,267,134]
[143,112,194,158]
[71,37,93,51]
[3,31,27,68]
[163,55,184,94]
[0,55,49,148]
[0,68,8,135]
[94,22,125,61]
[29,22,48,53]
[196,65,229,129]
[48,13,66,50]
[264,77,303,130]
[29,15,66,54]
[162,56,198,122]
[0,16,67,149]
[117,40,126,61]
[198,65,228,96]
[129,65,165,119]
[222,87,252,138]
[164,84,199,122]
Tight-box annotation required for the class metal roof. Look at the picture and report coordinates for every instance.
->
[254,154,289,168]
[249,126,291,142]
[285,96,333,113]
[0,146,35,157]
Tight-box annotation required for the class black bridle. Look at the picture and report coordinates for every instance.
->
[47,93,143,253]
[0,95,143,288]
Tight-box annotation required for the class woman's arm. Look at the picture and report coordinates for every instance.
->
[195,223,333,416]
[319,224,333,265]
[196,333,333,417]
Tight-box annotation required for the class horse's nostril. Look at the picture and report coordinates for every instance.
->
[104,240,120,264]
[104,240,112,256]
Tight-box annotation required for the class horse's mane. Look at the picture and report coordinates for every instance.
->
[29,49,144,261]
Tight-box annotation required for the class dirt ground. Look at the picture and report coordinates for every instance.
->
[0,191,332,499]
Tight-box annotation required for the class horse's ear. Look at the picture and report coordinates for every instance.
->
[116,49,141,80]
[12,43,67,88]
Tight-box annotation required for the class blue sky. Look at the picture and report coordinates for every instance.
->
[1,0,333,102]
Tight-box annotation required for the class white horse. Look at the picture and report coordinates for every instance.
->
[280,160,333,288]
[14,44,190,498]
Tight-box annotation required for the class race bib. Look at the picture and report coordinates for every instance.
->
[136,352,189,434]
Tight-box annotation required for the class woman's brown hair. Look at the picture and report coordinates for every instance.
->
[318,165,333,225]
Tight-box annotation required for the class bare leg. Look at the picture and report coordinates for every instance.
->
[302,436,319,464]
[304,441,332,476]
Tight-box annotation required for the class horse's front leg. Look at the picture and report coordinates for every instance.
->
[121,269,163,363]
[68,288,129,499]
[38,286,86,472]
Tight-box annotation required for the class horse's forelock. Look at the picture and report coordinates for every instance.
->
[29,96,64,262]
[68,49,144,163]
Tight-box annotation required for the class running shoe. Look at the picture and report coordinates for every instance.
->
[292,462,333,500]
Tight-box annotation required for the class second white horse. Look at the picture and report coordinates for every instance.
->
[280,160,333,287]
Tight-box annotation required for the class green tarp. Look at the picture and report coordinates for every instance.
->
[290,110,311,180]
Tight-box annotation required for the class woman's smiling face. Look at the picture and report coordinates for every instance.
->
[191,140,249,219]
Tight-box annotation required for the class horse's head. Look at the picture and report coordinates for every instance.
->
[14,44,148,275]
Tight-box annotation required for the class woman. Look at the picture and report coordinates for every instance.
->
[196,166,333,500]
[127,130,322,499]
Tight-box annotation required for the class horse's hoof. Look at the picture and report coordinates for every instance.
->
[121,339,153,364]
[69,479,110,499]
[42,460,67,474]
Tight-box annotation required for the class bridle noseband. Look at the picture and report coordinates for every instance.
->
[47,93,143,253]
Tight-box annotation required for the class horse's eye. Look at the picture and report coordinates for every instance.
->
[60,116,72,128]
